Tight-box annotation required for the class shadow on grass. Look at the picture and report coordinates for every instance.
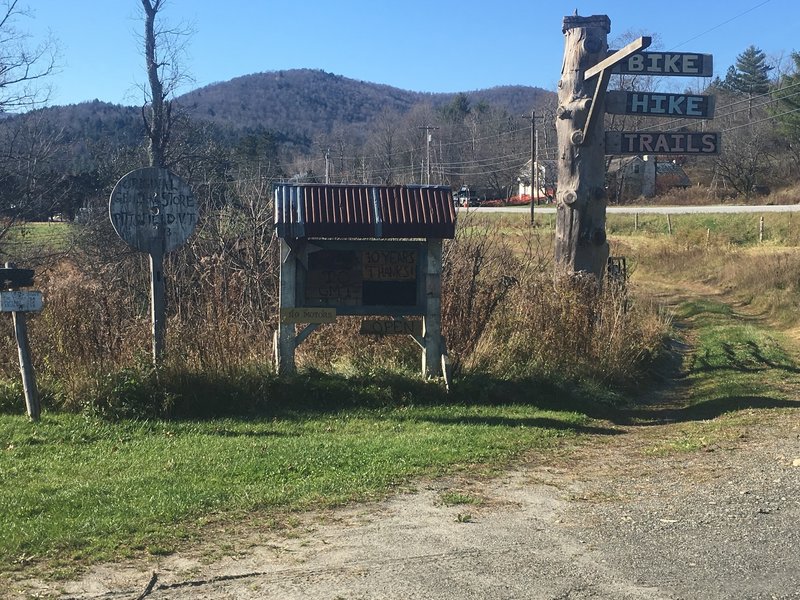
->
[617,395,800,426]
[401,414,623,436]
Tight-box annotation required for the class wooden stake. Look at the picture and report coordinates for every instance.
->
[667,214,673,235]
[759,216,764,243]
[149,249,166,366]
[4,262,39,421]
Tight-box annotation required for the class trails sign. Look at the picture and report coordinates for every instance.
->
[610,51,713,76]
[605,91,715,118]
[109,167,197,254]
[605,131,720,155]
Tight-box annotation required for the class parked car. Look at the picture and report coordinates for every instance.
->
[454,186,481,207]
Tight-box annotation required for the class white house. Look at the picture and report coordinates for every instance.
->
[517,160,556,201]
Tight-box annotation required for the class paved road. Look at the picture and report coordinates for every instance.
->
[467,203,800,214]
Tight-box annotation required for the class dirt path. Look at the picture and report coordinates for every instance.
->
[11,287,800,600]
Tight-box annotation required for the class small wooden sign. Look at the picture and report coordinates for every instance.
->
[0,268,35,289]
[605,131,720,155]
[610,51,713,76]
[360,319,423,336]
[0,291,43,313]
[605,91,715,119]
[109,167,198,254]
[280,307,336,324]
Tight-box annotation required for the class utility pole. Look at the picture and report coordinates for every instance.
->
[419,125,439,185]
[324,148,330,184]
[522,111,543,224]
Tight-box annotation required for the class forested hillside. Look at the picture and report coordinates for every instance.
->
[2,43,800,228]
[0,69,554,222]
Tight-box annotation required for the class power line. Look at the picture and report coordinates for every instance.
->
[667,0,772,52]
[720,105,800,132]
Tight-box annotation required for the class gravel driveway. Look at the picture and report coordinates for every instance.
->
[17,406,798,600]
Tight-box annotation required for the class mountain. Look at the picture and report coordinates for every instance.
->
[176,68,553,144]
[2,69,554,170]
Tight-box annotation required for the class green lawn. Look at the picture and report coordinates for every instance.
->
[0,401,589,574]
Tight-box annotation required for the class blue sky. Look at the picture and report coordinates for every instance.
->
[25,0,800,107]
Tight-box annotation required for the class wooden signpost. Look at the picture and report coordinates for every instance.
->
[109,167,197,365]
[2,263,42,420]
[554,13,717,278]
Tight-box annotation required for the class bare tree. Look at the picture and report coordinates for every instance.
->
[0,1,58,248]
[714,122,775,198]
[139,0,192,168]
[0,0,58,111]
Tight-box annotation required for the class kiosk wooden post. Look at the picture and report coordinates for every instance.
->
[276,239,298,375]
[423,239,443,378]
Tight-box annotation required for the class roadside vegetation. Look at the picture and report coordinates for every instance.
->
[3,205,800,581]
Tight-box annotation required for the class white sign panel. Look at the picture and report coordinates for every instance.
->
[0,291,43,312]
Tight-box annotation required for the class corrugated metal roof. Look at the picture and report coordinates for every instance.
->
[274,184,456,239]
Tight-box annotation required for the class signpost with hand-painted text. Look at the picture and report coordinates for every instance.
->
[555,13,718,280]
[605,91,715,119]
[109,167,197,365]
[2,263,42,420]
[605,131,720,155]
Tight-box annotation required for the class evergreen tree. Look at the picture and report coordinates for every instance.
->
[722,45,774,119]
[772,52,800,134]
[771,51,800,173]
[724,45,773,95]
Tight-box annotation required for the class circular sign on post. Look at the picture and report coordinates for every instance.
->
[109,167,197,254]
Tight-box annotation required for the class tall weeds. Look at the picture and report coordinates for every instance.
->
[0,208,669,417]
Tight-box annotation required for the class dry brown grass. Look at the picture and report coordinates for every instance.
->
[0,209,670,414]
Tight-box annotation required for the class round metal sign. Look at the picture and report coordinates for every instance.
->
[109,167,197,254]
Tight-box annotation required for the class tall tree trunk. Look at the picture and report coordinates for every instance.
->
[554,15,611,278]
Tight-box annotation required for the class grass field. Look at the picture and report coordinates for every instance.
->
[0,399,590,577]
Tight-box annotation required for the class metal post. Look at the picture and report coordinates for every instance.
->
[149,249,166,366]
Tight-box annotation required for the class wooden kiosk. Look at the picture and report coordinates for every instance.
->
[273,184,456,378]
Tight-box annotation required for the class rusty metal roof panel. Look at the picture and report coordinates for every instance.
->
[274,184,455,239]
